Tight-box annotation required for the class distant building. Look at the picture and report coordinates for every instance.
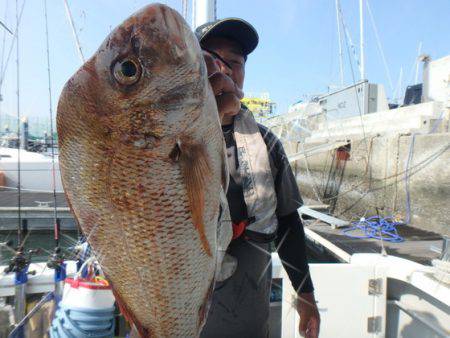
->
[241,92,276,121]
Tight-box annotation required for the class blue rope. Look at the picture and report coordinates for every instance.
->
[49,304,115,338]
[342,216,404,243]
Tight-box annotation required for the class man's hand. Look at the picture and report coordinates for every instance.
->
[297,292,320,338]
[202,50,243,121]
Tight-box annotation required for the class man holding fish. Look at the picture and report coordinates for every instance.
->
[58,4,319,337]
[196,18,321,338]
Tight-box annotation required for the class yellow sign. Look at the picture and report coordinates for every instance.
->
[241,96,276,119]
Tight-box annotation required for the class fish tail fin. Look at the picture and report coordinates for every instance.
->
[112,288,149,337]
[177,139,212,256]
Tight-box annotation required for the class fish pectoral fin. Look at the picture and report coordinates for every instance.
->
[178,138,212,256]
[198,278,215,331]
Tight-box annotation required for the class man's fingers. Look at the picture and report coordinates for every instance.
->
[202,50,219,75]
[306,326,319,338]
[299,316,307,337]
[216,92,241,119]
[306,323,319,338]
[208,72,244,98]
[202,51,243,119]
[306,315,320,338]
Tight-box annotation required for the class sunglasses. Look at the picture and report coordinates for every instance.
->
[202,48,233,70]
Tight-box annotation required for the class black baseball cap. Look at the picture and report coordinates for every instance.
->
[195,18,259,56]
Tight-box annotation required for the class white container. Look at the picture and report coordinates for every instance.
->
[61,278,115,309]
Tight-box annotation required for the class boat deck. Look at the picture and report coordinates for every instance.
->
[305,220,444,265]
[0,189,68,208]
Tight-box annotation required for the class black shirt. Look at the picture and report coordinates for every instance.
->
[201,122,313,338]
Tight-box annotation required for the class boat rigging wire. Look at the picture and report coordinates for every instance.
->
[0,20,13,35]
[337,3,361,77]
[336,2,370,161]
[0,1,9,132]
[365,0,394,93]
[62,0,85,63]
[335,141,449,217]
[404,43,422,89]
[335,0,344,87]
[0,0,25,91]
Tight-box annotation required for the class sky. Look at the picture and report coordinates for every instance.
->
[0,0,449,123]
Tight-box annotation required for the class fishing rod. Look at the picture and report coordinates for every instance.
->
[2,2,42,334]
[7,0,29,331]
[42,0,66,302]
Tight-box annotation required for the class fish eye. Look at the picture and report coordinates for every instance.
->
[113,58,142,85]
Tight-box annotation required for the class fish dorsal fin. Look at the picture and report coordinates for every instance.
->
[174,138,212,257]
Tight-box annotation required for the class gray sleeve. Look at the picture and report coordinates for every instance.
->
[259,125,303,217]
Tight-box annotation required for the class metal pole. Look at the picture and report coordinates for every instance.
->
[193,0,215,29]
[62,0,85,63]
[14,279,26,325]
[414,41,422,84]
[20,116,27,150]
[335,0,344,87]
[191,0,195,28]
[182,0,188,21]
[359,0,365,80]
[420,55,431,102]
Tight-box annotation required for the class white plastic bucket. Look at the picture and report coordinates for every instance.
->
[61,278,115,310]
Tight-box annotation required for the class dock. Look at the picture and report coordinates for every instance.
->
[0,189,76,231]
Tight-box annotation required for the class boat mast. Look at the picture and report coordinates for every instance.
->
[193,0,216,29]
[335,0,344,87]
[359,0,365,80]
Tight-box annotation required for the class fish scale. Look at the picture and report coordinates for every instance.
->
[57,3,231,337]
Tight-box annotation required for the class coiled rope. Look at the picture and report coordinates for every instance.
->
[342,215,404,243]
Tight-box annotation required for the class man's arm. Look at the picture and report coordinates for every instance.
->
[275,211,313,293]
[266,130,320,338]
